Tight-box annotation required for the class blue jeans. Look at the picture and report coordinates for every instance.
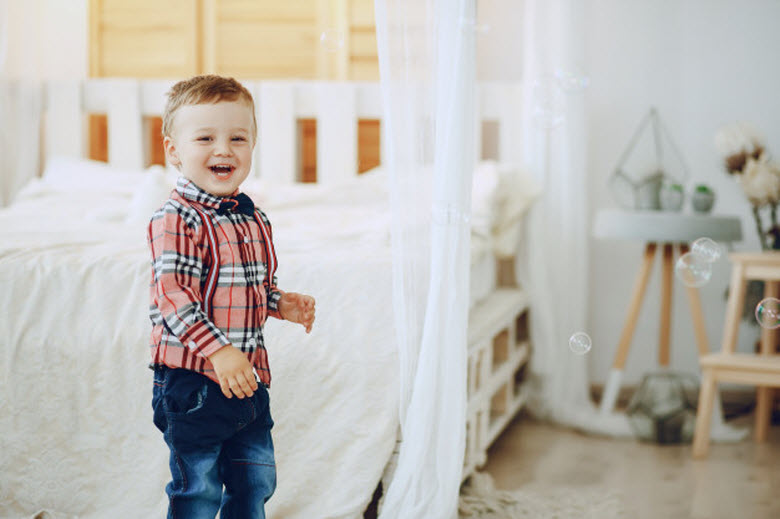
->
[152,366,276,519]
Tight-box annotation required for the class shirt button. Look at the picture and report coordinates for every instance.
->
[244,236,250,243]
[188,340,197,350]
[248,338,257,347]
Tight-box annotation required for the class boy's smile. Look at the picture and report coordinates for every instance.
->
[210,163,236,179]
[164,101,255,197]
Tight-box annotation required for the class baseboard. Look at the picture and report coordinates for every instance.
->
[589,383,760,414]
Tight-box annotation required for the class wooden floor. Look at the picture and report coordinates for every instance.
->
[482,412,780,519]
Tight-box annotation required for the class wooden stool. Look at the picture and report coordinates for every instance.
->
[692,251,780,458]
[592,209,742,415]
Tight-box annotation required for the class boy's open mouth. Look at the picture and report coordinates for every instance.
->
[209,164,235,179]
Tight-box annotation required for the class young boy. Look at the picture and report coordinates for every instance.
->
[147,74,315,519]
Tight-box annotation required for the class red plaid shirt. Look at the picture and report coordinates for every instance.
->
[147,177,283,386]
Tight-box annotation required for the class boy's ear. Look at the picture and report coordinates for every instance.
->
[163,136,181,167]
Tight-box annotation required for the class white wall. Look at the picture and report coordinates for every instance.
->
[1,0,87,78]
[586,0,780,385]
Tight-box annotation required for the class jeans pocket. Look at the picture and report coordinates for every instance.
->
[163,369,211,416]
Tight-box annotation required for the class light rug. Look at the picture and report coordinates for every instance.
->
[459,472,628,519]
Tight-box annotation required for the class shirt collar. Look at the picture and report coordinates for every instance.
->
[175,177,237,210]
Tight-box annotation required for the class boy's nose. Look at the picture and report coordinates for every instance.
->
[213,142,233,156]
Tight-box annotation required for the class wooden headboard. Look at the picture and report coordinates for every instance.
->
[44,79,523,184]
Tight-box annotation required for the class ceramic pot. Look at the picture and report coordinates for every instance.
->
[691,191,715,214]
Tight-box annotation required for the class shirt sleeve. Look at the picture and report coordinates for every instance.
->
[260,212,285,320]
[148,205,231,358]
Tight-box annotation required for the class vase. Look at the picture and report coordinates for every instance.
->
[691,191,715,214]
[659,186,684,212]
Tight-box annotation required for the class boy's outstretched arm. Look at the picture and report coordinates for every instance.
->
[278,292,316,333]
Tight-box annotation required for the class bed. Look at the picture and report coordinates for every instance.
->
[0,79,537,518]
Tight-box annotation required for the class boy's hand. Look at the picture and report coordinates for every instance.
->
[208,345,258,399]
[279,292,316,333]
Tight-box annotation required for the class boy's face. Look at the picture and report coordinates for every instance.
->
[164,100,255,198]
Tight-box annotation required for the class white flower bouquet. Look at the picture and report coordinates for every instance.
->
[715,122,780,250]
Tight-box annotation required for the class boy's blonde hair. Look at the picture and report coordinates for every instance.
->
[162,75,257,139]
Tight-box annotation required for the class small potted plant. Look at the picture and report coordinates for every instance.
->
[691,184,716,214]
[660,183,684,211]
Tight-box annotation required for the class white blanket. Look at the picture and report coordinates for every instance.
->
[0,182,400,518]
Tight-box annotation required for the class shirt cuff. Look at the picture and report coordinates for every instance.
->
[178,319,232,358]
[267,288,284,320]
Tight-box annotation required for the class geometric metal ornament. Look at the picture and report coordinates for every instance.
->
[609,107,691,210]
[626,371,699,444]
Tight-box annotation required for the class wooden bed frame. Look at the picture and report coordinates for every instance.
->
[42,78,530,483]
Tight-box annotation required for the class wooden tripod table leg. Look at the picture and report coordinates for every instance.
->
[600,243,657,414]
[692,368,717,458]
[659,244,674,367]
[680,244,710,357]
[756,280,779,442]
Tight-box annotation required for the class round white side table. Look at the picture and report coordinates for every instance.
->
[593,209,743,415]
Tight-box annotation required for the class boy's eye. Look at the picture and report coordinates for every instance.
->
[232,136,247,142]
[197,136,212,142]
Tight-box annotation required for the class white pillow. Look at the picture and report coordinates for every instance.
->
[125,166,177,225]
[42,155,146,195]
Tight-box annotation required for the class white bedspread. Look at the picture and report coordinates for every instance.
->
[0,182,400,518]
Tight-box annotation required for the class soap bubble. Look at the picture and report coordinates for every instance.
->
[319,28,345,52]
[532,77,565,130]
[674,252,712,287]
[569,332,592,355]
[755,298,780,330]
[691,237,723,263]
[554,66,590,94]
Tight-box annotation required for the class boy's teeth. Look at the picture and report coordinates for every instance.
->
[210,165,233,175]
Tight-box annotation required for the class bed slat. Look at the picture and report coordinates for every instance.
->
[257,82,297,183]
[316,82,358,183]
[107,80,144,170]
[45,81,84,159]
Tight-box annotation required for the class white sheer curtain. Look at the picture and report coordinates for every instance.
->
[0,0,44,207]
[375,0,476,517]
[518,0,631,436]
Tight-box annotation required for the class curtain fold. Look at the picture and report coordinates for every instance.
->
[518,0,632,436]
[375,0,476,516]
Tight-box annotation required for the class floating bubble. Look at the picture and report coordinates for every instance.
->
[532,77,565,130]
[691,237,723,263]
[459,17,491,33]
[755,298,780,330]
[554,66,590,94]
[674,252,712,287]
[569,332,592,355]
[319,28,345,52]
